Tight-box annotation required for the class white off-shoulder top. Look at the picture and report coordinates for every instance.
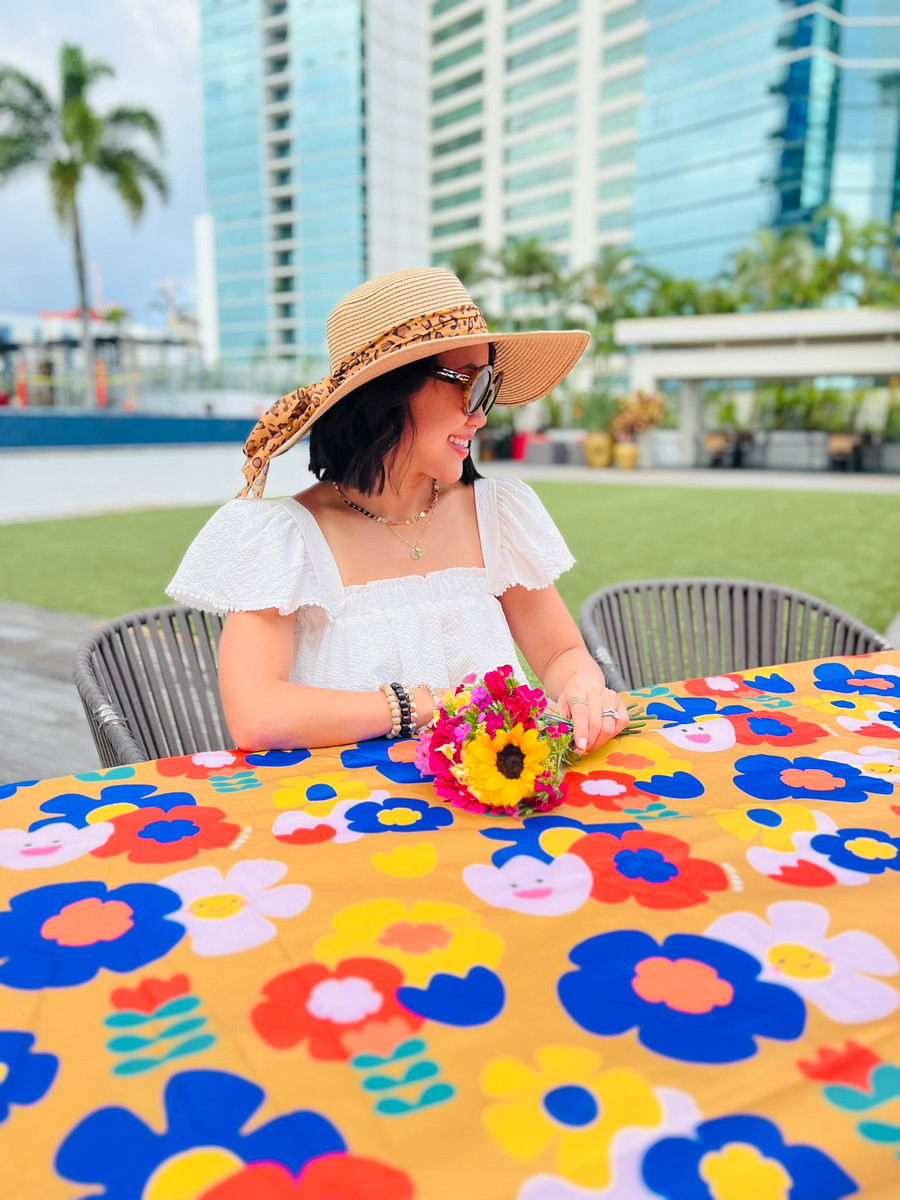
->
[166,476,574,691]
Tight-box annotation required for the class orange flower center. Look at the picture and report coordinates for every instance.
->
[780,768,845,791]
[848,676,891,691]
[41,896,134,946]
[378,921,451,954]
[632,956,734,1014]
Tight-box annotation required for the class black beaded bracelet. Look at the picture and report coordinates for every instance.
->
[389,682,414,739]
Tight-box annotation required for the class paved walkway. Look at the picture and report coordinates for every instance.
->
[496,462,900,492]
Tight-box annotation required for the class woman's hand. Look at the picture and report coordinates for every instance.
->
[557,674,630,753]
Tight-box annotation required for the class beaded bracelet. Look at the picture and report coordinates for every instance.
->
[416,683,441,732]
[389,682,414,739]
[380,682,403,738]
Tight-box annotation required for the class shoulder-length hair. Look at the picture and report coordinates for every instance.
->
[308,349,491,495]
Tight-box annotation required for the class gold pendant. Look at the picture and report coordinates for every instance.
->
[410,547,422,559]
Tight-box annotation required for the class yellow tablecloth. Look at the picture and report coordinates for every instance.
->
[1,653,900,1199]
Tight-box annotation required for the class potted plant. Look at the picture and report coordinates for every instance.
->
[610,390,666,469]
[573,386,619,467]
[883,381,900,473]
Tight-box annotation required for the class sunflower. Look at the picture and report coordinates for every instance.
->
[462,723,551,809]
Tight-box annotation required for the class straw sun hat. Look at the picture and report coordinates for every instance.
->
[239,267,590,497]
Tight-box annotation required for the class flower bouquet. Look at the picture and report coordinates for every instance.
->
[416,665,645,819]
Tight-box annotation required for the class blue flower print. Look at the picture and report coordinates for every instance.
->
[344,796,453,834]
[634,772,704,800]
[743,672,795,694]
[244,749,311,768]
[0,880,184,990]
[814,661,900,699]
[55,1068,345,1200]
[0,781,38,801]
[398,967,505,1026]
[0,1031,58,1122]
[810,827,900,876]
[30,783,196,831]
[647,697,751,726]
[480,815,642,866]
[733,754,892,805]
[641,1113,856,1200]
[558,929,805,1064]
[341,738,427,783]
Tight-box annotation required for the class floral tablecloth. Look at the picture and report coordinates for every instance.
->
[2,653,900,1199]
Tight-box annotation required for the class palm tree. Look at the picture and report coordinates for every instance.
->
[491,236,564,330]
[0,43,168,402]
[727,225,819,309]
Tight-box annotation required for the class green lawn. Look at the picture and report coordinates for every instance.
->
[0,483,897,633]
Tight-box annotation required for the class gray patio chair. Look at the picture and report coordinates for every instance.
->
[579,579,892,692]
[73,605,230,767]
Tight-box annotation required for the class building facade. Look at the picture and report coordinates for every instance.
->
[198,0,428,365]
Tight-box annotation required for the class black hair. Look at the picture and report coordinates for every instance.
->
[308,348,491,495]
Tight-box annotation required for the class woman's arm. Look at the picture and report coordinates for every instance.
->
[500,584,629,753]
[217,609,435,750]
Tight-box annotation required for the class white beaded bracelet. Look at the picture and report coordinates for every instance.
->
[416,683,441,732]
[380,682,402,738]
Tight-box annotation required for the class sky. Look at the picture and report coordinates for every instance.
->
[0,0,204,326]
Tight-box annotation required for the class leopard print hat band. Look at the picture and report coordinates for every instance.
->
[237,267,590,499]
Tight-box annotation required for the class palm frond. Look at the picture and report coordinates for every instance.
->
[61,44,114,107]
[95,144,169,220]
[48,157,80,224]
[104,106,164,151]
[0,132,50,182]
[0,66,54,122]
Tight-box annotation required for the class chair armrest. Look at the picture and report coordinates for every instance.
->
[73,644,148,767]
[578,610,628,693]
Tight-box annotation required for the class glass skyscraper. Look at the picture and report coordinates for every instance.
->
[631,0,900,278]
[199,0,427,364]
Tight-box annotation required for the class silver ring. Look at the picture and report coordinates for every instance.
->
[601,707,619,718]
[569,695,588,706]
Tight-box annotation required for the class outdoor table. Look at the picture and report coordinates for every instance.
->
[2,652,900,1199]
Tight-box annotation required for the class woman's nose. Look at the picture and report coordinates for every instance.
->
[466,404,488,429]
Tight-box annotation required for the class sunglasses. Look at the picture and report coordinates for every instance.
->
[429,363,502,417]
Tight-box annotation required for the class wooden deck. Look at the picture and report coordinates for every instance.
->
[0,601,101,785]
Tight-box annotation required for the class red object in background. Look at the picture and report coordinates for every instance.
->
[14,360,27,407]
[39,306,106,320]
[94,359,107,407]
[511,433,527,460]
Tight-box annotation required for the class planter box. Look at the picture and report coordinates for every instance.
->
[882,442,900,473]
[764,431,829,471]
[638,429,683,468]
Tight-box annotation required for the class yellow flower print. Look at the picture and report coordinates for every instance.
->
[462,724,550,809]
[482,1045,662,1189]
[712,802,817,851]
[584,735,692,780]
[315,898,503,986]
[272,772,369,813]
[800,695,870,720]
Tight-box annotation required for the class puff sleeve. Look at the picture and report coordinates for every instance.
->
[165,498,343,617]
[479,477,575,595]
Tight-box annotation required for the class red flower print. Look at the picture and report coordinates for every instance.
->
[252,957,422,1061]
[797,1041,882,1088]
[683,674,758,699]
[564,769,646,811]
[199,1154,415,1200]
[729,711,828,747]
[109,973,190,1013]
[91,805,241,864]
[156,751,247,779]
[570,830,728,909]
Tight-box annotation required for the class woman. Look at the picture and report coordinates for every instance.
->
[167,268,628,753]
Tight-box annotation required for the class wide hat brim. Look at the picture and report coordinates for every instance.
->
[270,327,591,461]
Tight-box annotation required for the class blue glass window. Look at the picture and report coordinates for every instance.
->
[505,93,576,133]
[507,0,578,42]
[505,60,576,103]
[506,28,577,71]
[505,190,572,220]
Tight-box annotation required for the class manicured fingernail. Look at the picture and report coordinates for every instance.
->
[577,737,587,750]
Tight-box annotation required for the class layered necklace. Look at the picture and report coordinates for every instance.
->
[331,479,439,560]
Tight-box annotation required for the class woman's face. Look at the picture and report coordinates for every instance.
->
[400,343,491,484]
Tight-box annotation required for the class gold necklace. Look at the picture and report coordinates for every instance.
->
[384,498,439,559]
[330,479,438,526]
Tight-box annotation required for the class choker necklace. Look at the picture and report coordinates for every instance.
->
[332,480,440,560]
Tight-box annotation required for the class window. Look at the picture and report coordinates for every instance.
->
[432,157,482,184]
[505,190,571,221]
[433,128,483,156]
[432,214,481,237]
[505,159,573,192]
[506,221,570,241]
[275,250,293,266]
[274,196,292,212]
[279,329,296,344]
[507,0,578,41]
[597,209,632,230]
[605,1,644,31]
[599,106,637,135]
[507,28,577,71]
[601,69,641,101]
[507,0,531,7]
[433,0,467,13]
[504,124,575,162]
[271,169,292,186]
[599,175,633,200]
[598,141,634,167]
[432,99,483,129]
[432,185,482,210]
[505,60,575,104]
[277,303,295,318]
[603,34,644,65]
[274,276,295,292]
[505,93,575,134]
[432,38,484,73]
[433,70,483,102]
[268,85,290,103]
[271,141,292,158]
[433,10,483,45]
[274,223,293,240]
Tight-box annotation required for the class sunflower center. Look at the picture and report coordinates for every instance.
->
[496,745,526,779]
